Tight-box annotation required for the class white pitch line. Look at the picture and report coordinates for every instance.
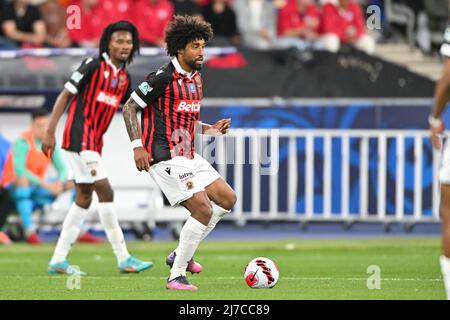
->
[1,276,442,282]
[215,277,442,282]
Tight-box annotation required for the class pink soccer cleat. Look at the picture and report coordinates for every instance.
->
[166,251,203,274]
[166,276,198,291]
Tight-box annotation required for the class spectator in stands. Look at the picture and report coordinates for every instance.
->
[68,0,108,48]
[201,0,240,46]
[233,0,278,50]
[1,108,73,244]
[0,0,46,48]
[40,0,71,48]
[134,0,174,47]
[102,0,134,22]
[0,132,12,245]
[320,0,376,54]
[171,0,202,16]
[276,0,323,50]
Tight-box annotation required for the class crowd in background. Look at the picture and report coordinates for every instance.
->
[0,0,381,54]
[0,0,448,55]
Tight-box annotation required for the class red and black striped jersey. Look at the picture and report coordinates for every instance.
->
[62,53,131,154]
[130,57,203,164]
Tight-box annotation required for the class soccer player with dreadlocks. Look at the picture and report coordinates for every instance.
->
[123,15,237,290]
[42,21,152,275]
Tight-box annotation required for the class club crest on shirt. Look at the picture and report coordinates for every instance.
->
[189,83,196,93]
[118,74,126,90]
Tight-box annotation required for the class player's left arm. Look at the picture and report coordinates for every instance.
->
[199,118,231,136]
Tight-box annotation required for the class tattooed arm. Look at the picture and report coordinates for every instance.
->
[123,97,152,171]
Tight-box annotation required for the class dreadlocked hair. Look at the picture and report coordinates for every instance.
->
[99,20,140,64]
[165,15,214,57]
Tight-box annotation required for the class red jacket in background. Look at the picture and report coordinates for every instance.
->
[101,0,134,22]
[68,1,110,44]
[134,0,174,45]
[277,1,321,36]
[320,1,366,42]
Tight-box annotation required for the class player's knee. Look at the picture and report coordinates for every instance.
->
[222,191,237,211]
[191,200,213,224]
[76,189,93,208]
[97,188,114,202]
[440,203,450,220]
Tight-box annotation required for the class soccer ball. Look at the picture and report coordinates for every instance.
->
[244,257,279,288]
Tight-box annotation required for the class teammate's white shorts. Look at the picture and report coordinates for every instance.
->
[65,150,108,184]
[150,153,222,206]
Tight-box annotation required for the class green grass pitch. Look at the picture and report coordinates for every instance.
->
[0,237,445,300]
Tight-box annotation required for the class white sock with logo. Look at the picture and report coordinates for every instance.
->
[50,203,86,264]
[169,216,207,281]
[98,202,130,264]
[440,255,450,300]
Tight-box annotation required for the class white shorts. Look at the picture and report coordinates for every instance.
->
[65,150,108,184]
[150,153,222,206]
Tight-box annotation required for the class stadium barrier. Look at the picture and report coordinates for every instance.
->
[197,129,441,225]
[1,115,441,232]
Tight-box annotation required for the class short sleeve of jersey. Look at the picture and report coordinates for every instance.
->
[64,57,98,95]
[441,25,450,58]
[130,69,168,109]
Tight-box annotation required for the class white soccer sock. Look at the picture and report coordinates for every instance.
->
[440,255,450,300]
[200,202,230,241]
[169,216,207,281]
[50,203,87,264]
[98,202,130,264]
[173,203,230,256]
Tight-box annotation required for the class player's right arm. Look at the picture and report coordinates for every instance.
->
[42,57,97,157]
[42,88,73,158]
[123,70,167,172]
[123,98,152,172]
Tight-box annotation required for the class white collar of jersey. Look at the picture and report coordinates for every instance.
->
[171,57,195,78]
[102,52,122,76]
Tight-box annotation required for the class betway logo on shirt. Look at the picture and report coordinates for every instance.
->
[176,100,201,112]
[96,91,119,107]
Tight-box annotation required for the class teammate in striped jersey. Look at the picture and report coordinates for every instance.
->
[429,24,450,300]
[42,21,152,275]
[123,15,237,290]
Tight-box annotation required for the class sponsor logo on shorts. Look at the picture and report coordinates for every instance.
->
[179,172,194,183]
[165,167,171,175]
